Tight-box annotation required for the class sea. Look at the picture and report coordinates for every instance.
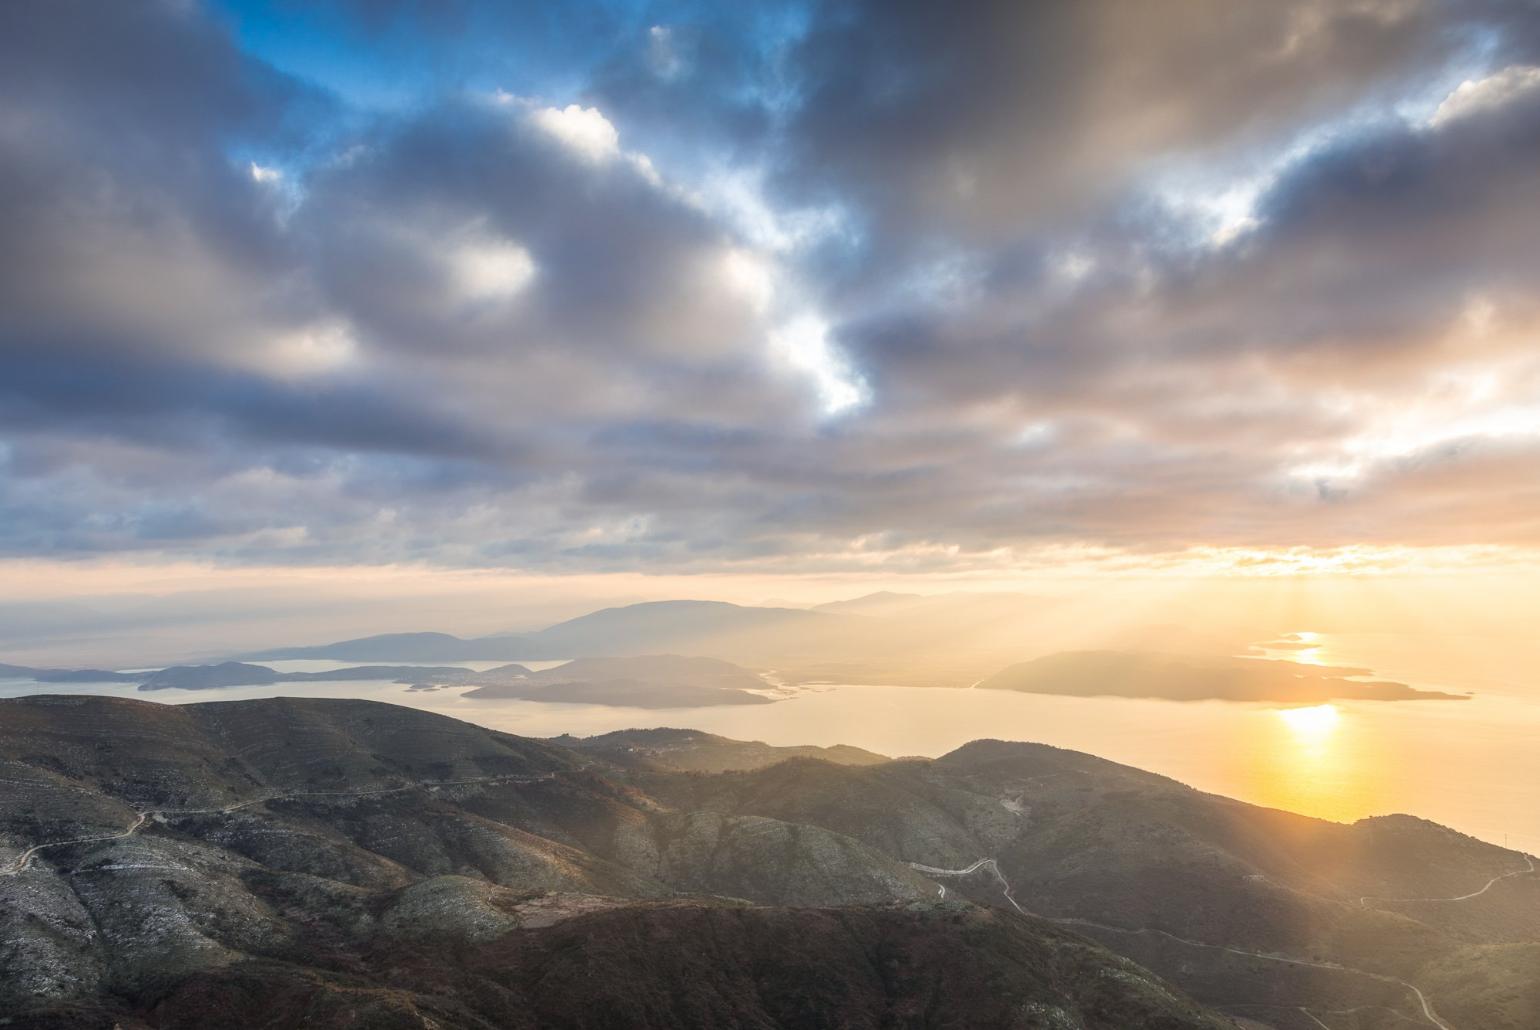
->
[3,633,1537,853]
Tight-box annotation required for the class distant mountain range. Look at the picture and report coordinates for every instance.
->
[229,594,1071,687]
[3,695,1533,1028]
[458,655,776,707]
[227,597,1464,703]
[138,661,483,691]
[4,596,1467,704]
[0,662,136,684]
[7,655,779,708]
[240,599,832,662]
[978,650,1469,702]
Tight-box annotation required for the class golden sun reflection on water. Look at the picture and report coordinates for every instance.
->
[1277,703,1340,743]
[1233,703,1381,825]
[1290,630,1326,665]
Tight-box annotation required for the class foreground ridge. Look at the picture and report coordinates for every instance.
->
[4,773,554,876]
[911,857,1461,1030]
[2,695,1536,1029]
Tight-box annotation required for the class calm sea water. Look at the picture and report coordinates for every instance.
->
[3,638,1536,852]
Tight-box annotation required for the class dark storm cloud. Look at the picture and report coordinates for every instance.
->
[0,2,301,320]
[776,0,1489,235]
[2,0,1539,568]
[0,344,498,458]
[0,1,307,139]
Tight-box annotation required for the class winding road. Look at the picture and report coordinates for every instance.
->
[6,813,149,877]
[1299,1009,1334,1030]
[909,858,1027,915]
[909,856,1466,1030]
[2,771,553,876]
[1359,852,1536,909]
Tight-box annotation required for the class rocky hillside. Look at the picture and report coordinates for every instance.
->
[2,695,1536,1029]
[555,726,890,772]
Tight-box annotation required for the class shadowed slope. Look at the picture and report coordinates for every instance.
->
[3,697,1535,1029]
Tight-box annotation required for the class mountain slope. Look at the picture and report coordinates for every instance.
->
[243,600,842,663]
[529,600,826,656]
[3,696,1536,1028]
[462,654,777,707]
[621,739,1540,1029]
[29,901,1238,1030]
[0,695,1232,1030]
[240,631,525,662]
[557,727,890,772]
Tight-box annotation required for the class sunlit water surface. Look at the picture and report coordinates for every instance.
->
[3,639,1537,852]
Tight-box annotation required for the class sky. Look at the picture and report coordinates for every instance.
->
[2,1,1540,657]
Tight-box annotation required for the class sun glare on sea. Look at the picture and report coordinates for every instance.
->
[1291,631,1326,666]
[1232,702,1369,825]
[1277,703,1340,742]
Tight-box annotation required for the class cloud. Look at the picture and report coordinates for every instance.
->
[528,103,622,161]
[768,316,867,415]
[249,162,284,183]
[773,0,1492,239]
[447,235,538,302]
[1,0,1538,571]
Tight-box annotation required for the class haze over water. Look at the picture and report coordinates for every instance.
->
[7,630,1536,853]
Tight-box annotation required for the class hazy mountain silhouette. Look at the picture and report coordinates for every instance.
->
[977,650,1467,702]
[462,655,779,707]
[242,600,838,663]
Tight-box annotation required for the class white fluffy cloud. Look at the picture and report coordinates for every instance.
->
[1430,64,1540,126]
[449,237,537,301]
[529,103,621,162]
